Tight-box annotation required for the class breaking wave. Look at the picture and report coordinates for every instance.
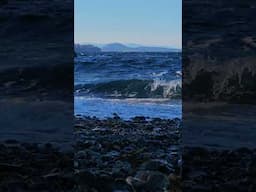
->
[75,79,181,99]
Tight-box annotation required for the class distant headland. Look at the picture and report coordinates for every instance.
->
[75,43,181,53]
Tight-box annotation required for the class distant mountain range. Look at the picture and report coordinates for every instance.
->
[75,43,180,53]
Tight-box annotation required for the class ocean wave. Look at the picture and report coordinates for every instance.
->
[75,79,181,99]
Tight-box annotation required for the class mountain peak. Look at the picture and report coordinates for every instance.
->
[103,43,128,50]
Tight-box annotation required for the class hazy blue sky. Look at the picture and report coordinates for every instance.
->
[75,0,181,48]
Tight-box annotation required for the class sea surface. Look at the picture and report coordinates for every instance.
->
[74,52,181,119]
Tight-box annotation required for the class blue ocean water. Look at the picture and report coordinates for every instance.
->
[74,52,181,119]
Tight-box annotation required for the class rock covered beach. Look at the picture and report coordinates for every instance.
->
[0,117,255,191]
[74,115,182,192]
[0,116,182,192]
[74,115,256,192]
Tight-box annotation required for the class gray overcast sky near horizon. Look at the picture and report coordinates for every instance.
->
[75,0,181,48]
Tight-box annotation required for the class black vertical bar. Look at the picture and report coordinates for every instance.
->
[183,0,256,191]
[0,0,74,191]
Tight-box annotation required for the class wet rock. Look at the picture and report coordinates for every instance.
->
[111,179,134,192]
[127,171,170,192]
[168,173,181,192]
[139,160,174,175]
[92,127,110,133]
[113,113,121,120]
[104,151,121,159]
[132,116,146,123]
[112,161,132,176]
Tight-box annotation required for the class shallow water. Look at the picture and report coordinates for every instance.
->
[75,97,181,119]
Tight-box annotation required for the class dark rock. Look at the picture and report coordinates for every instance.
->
[139,160,174,175]
[132,116,146,122]
[127,171,170,192]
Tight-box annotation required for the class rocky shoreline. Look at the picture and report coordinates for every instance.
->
[0,141,74,191]
[183,147,256,192]
[74,116,256,192]
[1,116,255,191]
[74,116,182,192]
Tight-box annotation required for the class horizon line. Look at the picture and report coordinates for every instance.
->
[74,42,181,49]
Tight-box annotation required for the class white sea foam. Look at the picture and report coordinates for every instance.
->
[152,71,169,77]
[176,70,182,76]
[150,79,181,98]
